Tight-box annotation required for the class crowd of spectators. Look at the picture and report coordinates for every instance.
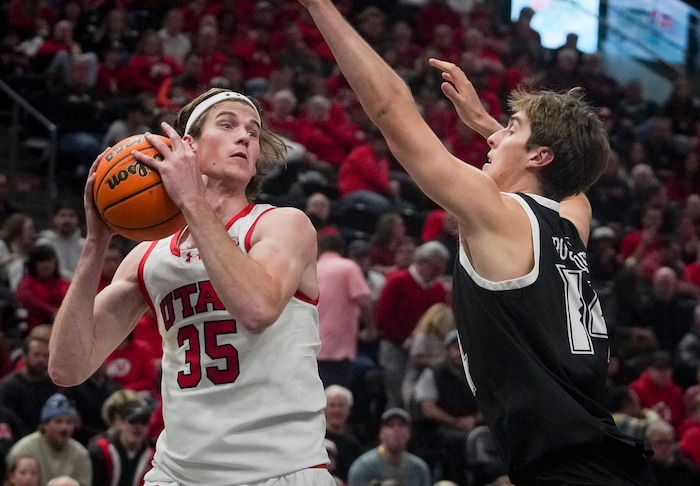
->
[1,0,700,485]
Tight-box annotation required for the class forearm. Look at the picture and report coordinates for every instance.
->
[302,1,413,132]
[49,237,111,385]
[182,202,306,332]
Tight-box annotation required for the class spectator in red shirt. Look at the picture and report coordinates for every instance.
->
[124,30,181,95]
[8,0,56,40]
[95,40,131,98]
[155,51,204,111]
[630,351,686,428]
[229,24,276,83]
[375,240,450,408]
[423,24,462,66]
[36,20,99,90]
[619,204,665,268]
[191,23,227,86]
[382,21,424,83]
[414,0,461,46]
[265,89,301,142]
[338,129,401,215]
[103,332,159,402]
[14,244,70,333]
[444,121,488,170]
[683,242,700,293]
[459,27,505,94]
[296,94,361,171]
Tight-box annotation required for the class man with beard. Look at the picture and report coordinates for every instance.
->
[0,335,59,435]
[6,393,91,486]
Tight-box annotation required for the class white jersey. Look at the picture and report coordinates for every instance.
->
[139,203,329,486]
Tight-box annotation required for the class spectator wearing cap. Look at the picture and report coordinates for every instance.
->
[411,329,482,485]
[630,351,686,428]
[346,408,431,486]
[88,389,154,486]
[6,393,91,486]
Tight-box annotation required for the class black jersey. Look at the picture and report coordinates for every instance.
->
[453,193,629,481]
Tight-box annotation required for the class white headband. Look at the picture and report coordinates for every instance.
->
[184,91,261,135]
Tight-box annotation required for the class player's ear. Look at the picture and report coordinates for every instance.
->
[527,145,554,168]
[182,134,196,149]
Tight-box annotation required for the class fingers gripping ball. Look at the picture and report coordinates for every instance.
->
[93,134,186,241]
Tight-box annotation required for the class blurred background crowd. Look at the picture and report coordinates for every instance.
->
[1,0,700,485]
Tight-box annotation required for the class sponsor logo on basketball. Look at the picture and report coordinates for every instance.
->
[107,157,163,190]
[105,136,146,162]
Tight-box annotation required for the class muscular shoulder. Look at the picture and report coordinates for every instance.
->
[112,241,151,284]
[253,207,316,242]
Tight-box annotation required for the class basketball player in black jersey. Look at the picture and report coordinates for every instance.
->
[298,1,657,484]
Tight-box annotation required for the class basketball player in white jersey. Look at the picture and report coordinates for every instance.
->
[48,88,336,486]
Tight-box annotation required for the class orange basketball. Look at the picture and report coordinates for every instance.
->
[93,134,185,242]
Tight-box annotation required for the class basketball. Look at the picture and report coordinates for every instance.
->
[93,134,186,242]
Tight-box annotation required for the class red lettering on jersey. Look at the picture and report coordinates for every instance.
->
[173,283,198,318]
[161,293,175,331]
[195,281,226,313]
[160,281,226,331]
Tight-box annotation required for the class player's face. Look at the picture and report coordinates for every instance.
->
[484,111,533,190]
[192,100,261,184]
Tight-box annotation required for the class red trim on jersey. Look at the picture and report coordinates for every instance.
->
[225,202,256,230]
[168,204,257,257]
[169,228,183,257]
[138,241,160,319]
[243,206,276,252]
[294,290,319,306]
[243,207,320,305]
[310,464,328,469]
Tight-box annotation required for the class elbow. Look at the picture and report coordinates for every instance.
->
[48,359,85,387]
[238,308,281,334]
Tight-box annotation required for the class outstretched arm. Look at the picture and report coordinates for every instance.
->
[297,0,509,238]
